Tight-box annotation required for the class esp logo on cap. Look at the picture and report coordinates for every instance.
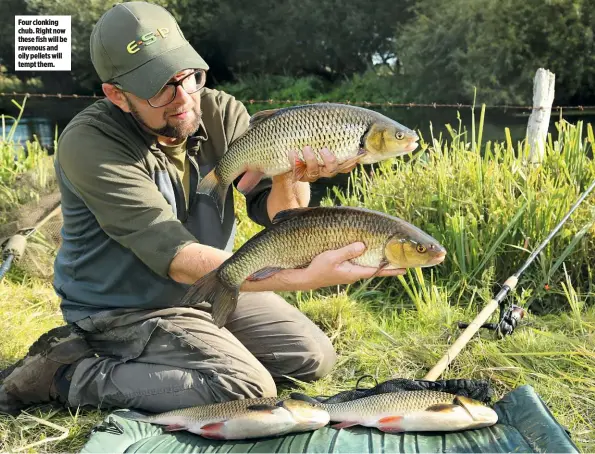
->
[127,28,169,54]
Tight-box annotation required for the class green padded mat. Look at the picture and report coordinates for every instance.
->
[81,385,579,453]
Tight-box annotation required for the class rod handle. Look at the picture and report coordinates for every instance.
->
[424,298,500,381]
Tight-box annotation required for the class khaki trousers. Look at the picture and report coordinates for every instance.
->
[68,292,336,412]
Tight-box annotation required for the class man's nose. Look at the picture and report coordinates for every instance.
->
[173,85,192,105]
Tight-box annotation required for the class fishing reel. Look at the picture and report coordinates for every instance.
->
[458,304,526,339]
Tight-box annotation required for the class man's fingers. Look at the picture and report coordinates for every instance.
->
[323,242,366,263]
[320,148,338,175]
[376,268,407,277]
[302,146,320,181]
[342,265,407,280]
[288,149,297,168]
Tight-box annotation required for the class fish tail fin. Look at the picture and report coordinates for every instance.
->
[197,169,228,221]
[180,269,239,328]
[113,409,152,423]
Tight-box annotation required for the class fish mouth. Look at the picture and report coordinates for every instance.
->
[402,140,419,153]
[426,251,447,266]
[455,397,499,427]
[466,406,499,427]
[305,413,331,429]
[293,412,331,430]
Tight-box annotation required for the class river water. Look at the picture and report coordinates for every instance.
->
[3,96,593,150]
[2,96,594,204]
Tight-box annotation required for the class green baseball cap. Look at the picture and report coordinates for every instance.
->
[90,1,209,100]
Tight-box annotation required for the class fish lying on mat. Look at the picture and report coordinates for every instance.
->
[198,102,419,220]
[115,397,330,440]
[291,390,498,433]
[180,206,447,327]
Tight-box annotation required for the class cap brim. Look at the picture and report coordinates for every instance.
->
[114,43,209,100]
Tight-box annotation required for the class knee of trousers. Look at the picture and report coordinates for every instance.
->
[247,368,278,398]
[206,364,278,400]
[293,335,338,382]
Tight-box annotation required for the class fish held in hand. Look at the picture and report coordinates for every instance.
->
[180,206,446,327]
[198,103,419,220]
[291,390,498,433]
[116,397,330,440]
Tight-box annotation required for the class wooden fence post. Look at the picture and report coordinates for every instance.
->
[526,68,555,163]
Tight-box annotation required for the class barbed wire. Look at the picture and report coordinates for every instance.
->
[0,91,594,111]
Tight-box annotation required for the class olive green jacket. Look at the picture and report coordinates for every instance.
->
[54,89,272,323]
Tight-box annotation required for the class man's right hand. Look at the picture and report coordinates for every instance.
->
[240,242,406,293]
[293,242,407,289]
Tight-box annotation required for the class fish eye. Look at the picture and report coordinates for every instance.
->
[396,132,405,140]
[416,244,427,253]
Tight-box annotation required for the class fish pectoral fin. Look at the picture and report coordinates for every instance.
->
[271,207,314,224]
[246,404,281,413]
[335,153,366,172]
[426,403,458,413]
[377,415,404,433]
[378,416,403,424]
[236,170,265,195]
[246,267,285,281]
[369,260,389,279]
[293,156,308,181]
[249,108,280,127]
[165,423,188,432]
[331,421,359,430]
[199,421,226,439]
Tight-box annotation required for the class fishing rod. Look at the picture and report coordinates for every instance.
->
[424,177,595,381]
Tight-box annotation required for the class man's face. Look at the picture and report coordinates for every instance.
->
[122,69,202,140]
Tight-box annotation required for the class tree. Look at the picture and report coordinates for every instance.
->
[0,0,31,73]
[205,0,415,80]
[395,0,595,105]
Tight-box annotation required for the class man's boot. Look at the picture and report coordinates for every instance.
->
[0,325,93,415]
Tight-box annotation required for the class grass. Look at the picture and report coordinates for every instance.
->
[0,104,594,452]
[1,97,57,230]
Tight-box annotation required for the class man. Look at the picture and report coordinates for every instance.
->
[0,1,404,414]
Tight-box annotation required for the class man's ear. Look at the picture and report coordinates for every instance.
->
[102,83,131,112]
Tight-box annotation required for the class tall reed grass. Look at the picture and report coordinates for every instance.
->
[0,97,56,223]
[329,107,595,314]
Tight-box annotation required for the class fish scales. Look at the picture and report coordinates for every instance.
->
[180,206,445,327]
[217,104,373,183]
[320,391,457,417]
[141,397,281,423]
[220,208,405,285]
[198,103,419,221]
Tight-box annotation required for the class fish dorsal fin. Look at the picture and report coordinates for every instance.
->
[272,207,314,224]
[289,392,321,405]
[249,108,280,128]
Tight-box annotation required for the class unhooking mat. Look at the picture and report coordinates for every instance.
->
[81,385,579,453]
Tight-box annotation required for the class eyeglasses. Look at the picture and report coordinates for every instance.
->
[112,69,206,108]
[148,69,206,107]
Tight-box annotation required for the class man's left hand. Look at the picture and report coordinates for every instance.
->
[291,146,358,183]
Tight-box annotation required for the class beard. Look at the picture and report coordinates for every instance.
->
[126,96,202,140]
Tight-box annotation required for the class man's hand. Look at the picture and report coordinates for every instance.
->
[294,242,406,288]
[241,242,406,293]
[265,145,360,229]
[291,146,359,183]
